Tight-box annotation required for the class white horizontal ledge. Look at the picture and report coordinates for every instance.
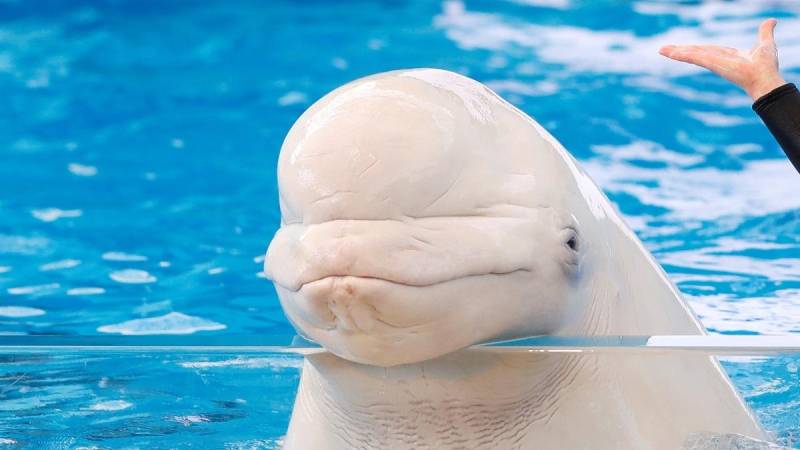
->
[478,335,800,355]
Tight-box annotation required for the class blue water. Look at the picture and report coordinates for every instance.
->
[1,0,800,447]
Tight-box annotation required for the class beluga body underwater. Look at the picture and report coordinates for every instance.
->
[263,69,766,449]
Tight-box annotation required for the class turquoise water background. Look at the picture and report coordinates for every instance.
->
[1,0,800,447]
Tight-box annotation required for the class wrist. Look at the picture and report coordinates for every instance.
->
[747,74,787,101]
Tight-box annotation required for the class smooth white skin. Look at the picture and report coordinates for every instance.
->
[264,69,768,449]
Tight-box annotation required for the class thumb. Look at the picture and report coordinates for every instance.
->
[758,18,777,44]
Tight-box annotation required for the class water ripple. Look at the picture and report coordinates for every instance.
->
[97,312,226,335]
[109,269,156,284]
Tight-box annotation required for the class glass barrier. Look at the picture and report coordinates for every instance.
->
[1,336,798,449]
[1,334,800,354]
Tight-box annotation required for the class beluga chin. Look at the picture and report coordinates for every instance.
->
[264,69,767,449]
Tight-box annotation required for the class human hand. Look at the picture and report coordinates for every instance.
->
[659,19,786,101]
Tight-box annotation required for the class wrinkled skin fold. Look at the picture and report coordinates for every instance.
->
[267,205,577,365]
[263,69,768,448]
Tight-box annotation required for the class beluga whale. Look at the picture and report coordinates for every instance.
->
[264,69,768,449]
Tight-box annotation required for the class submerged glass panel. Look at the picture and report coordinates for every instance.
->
[2,334,800,354]
[1,336,798,448]
[0,350,300,449]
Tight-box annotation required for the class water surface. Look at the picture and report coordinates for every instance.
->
[1,0,799,447]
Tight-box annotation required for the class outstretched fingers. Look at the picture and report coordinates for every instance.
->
[658,19,785,99]
[658,45,740,74]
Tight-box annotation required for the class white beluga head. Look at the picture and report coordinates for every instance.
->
[264,68,703,367]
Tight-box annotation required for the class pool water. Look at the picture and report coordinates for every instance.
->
[1,0,799,447]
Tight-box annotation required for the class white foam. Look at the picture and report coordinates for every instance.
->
[109,269,156,284]
[591,140,704,167]
[171,415,210,426]
[435,0,800,76]
[690,290,800,334]
[625,76,751,108]
[89,400,132,411]
[662,250,800,282]
[179,356,303,370]
[0,235,50,255]
[102,251,147,262]
[583,158,800,221]
[225,438,286,450]
[67,163,98,177]
[7,283,59,295]
[278,91,308,106]
[726,143,762,156]
[67,287,106,296]
[39,259,81,271]
[634,1,788,22]
[509,0,571,9]
[0,266,10,274]
[0,306,45,318]
[31,208,82,222]
[686,110,753,127]
[97,312,226,335]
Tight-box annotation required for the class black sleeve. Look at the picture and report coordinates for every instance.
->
[752,82,800,174]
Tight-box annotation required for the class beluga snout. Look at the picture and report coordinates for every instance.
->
[264,69,587,366]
